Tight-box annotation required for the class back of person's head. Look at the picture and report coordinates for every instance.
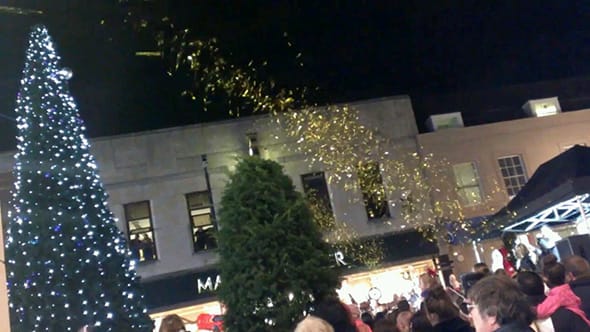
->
[397,299,410,312]
[541,254,558,268]
[388,308,400,327]
[515,243,530,258]
[473,262,490,274]
[396,310,413,332]
[410,311,434,332]
[295,315,335,332]
[468,275,535,327]
[494,268,508,277]
[418,272,439,291]
[159,314,185,332]
[374,311,386,323]
[564,255,590,278]
[460,272,487,295]
[423,285,459,323]
[515,271,546,305]
[361,311,374,327]
[313,297,356,332]
[543,261,566,288]
[372,318,396,332]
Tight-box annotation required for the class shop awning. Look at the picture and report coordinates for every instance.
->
[490,145,590,233]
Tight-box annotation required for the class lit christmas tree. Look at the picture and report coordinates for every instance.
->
[5,25,153,332]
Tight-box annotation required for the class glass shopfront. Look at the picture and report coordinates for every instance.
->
[337,258,434,310]
[141,230,439,331]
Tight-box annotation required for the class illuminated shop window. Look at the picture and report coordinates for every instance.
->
[358,161,390,220]
[452,162,483,206]
[497,155,528,198]
[125,201,157,262]
[186,191,217,253]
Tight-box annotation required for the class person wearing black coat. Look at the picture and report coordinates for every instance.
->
[424,286,474,332]
[564,255,590,318]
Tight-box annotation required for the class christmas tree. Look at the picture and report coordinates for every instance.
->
[5,25,153,332]
[217,157,339,331]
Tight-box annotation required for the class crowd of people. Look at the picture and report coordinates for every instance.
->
[295,254,590,332]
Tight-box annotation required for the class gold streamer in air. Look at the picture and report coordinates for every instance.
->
[117,3,505,256]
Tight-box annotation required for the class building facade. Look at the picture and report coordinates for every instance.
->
[0,96,438,329]
[418,98,590,273]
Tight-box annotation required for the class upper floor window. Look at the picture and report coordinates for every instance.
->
[301,172,334,215]
[358,161,390,220]
[186,191,217,252]
[124,201,157,262]
[452,162,483,206]
[497,155,528,198]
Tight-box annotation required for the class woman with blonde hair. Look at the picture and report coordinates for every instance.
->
[419,270,440,298]
[159,314,186,332]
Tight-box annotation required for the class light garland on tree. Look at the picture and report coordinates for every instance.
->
[5,24,153,332]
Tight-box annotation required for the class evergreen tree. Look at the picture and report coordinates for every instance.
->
[5,25,153,332]
[217,157,339,331]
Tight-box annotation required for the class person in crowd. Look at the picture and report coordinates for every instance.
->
[449,274,463,293]
[460,271,487,296]
[372,318,397,332]
[514,243,536,272]
[515,271,590,332]
[473,263,491,275]
[535,260,590,325]
[411,311,435,332]
[140,233,155,261]
[294,315,334,332]
[491,248,515,277]
[396,310,413,332]
[128,234,141,260]
[311,297,358,332]
[362,311,375,330]
[348,304,373,332]
[397,299,411,312]
[77,325,94,332]
[374,311,387,324]
[536,226,561,260]
[193,226,207,251]
[419,271,440,298]
[564,255,590,318]
[493,269,509,277]
[159,314,186,332]
[296,296,357,332]
[467,275,535,332]
[423,285,473,332]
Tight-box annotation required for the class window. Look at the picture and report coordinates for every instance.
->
[301,172,333,214]
[125,201,157,262]
[186,191,217,252]
[246,133,260,156]
[452,162,483,206]
[498,155,528,198]
[358,161,390,220]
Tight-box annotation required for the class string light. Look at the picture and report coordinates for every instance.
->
[5,25,153,331]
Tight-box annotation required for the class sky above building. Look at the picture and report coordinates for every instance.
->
[0,1,589,151]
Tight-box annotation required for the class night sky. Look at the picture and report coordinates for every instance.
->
[0,1,589,152]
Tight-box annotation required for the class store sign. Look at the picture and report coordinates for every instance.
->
[142,268,220,310]
[197,274,221,294]
[334,251,348,266]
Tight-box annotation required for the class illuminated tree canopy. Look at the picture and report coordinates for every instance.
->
[5,25,153,332]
